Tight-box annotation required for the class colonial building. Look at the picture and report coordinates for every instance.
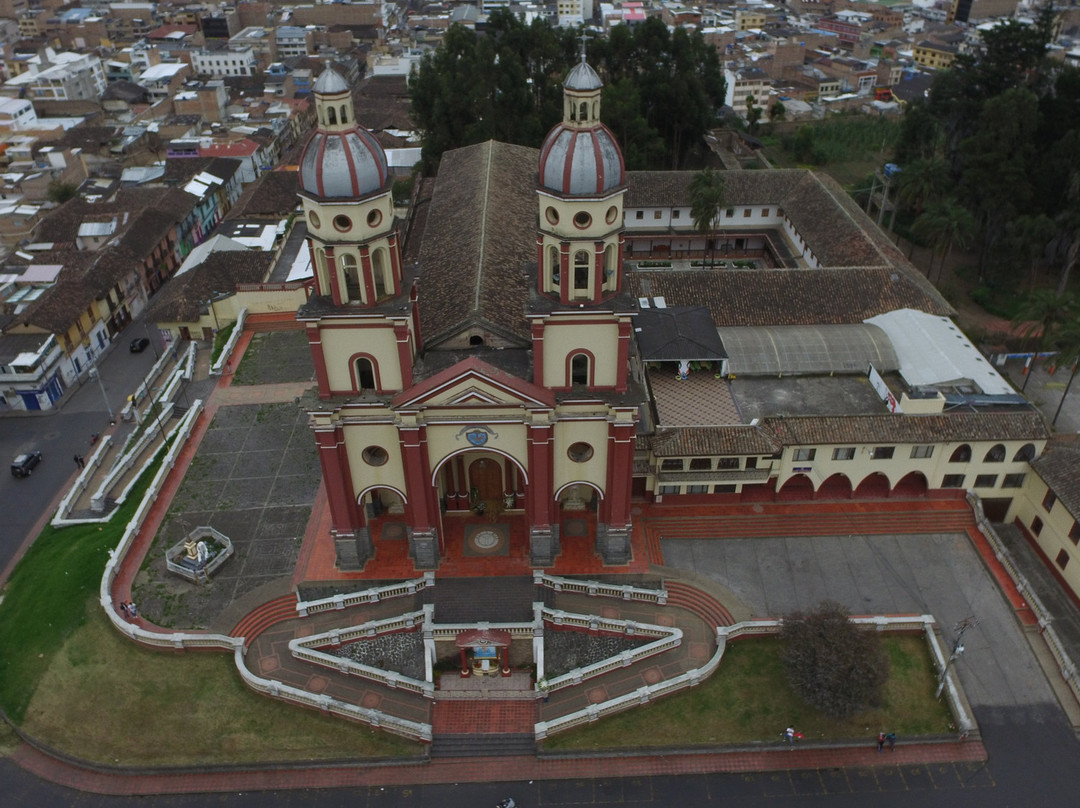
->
[295,58,1049,576]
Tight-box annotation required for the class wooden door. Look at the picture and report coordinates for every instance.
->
[469,458,502,501]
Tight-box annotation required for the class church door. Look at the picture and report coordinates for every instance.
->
[469,458,502,502]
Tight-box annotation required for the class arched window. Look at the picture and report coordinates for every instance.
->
[579,101,588,122]
[356,357,376,390]
[1013,443,1036,462]
[984,444,1006,463]
[341,253,361,302]
[340,105,348,123]
[571,353,589,385]
[469,335,484,347]
[548,245,560,288]
[573,250,590,292]
[327,106,337,125]
[372,248,388,298]
[604,244,616,288]
[949,444,972,463]
[315,248,330,295]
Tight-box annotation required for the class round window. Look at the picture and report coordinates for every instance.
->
[367,208,382,228]
[333,214,352,232]
[567,442,594,463]
[308,210,321,228]
[545,206,560,225]
[362,446,389,466]
[573,211,592,229]
[605,205,619,224]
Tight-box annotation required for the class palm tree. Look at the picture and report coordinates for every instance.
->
[1011,289,1076,392]
[690,168,726,268]
[911,197,976,284]
[897,158,949,216]
[1050,315,1080,427]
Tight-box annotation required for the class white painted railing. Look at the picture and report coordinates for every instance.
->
[968,492,1080,708]
[296,573,435,616]
[534,570,668,604]
[210,307,247,375]
[233,646,432,742]
[535,613,976,741]
[290,610,435,698]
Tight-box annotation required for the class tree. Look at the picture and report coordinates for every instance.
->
[1050,315,1080,427]
[911,197,976,284]
[1011,289,1076,392]
[46,181,78,205]
[744,93,763,135]
[689,168,726,267]
[769,101,786,123]
[896,158,949,216]
[780,601,889,719]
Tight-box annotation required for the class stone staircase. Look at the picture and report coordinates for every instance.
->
[230,592,299,642]
[663,580,735,628]
[429,733,537,758]
[431,576,543,624]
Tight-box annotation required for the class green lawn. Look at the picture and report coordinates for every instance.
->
[541,635,954,752]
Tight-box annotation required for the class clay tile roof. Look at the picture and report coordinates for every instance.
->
[145,250,273,323]
[225,169,299,219]
[762,410,1049,446]
[649,426,782,457]
[118,209,175,257]
[416,140,536,347]
[1031,436,1080,520]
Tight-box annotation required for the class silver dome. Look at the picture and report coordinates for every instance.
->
[299,128,389,199]
[314,66,350,95]
[564,61,602,91]
[538,123,624,195]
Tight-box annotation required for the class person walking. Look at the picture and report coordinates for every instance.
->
[885,732,896,751]
[877,731,886,753]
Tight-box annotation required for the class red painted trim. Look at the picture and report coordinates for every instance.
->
[392,356,556,408]
[528,422,553,526]
[325,246,342,306]
[532,321,545,386]
[347,351,383,393]
[388,232,402,295]
[394,323,412,389]
[559,243,570,305]
[308,325,332,399]
[564,348,596,390]
[410,281,423,352]
[561,132,577,195]
[359,244,376,305]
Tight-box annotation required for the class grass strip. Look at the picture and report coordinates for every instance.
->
[541,635,954,752]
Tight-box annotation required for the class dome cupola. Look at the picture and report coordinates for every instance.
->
[537,51,624,196]
[299,64,389,200]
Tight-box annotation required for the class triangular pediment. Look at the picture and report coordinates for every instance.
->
[393,356,556,409]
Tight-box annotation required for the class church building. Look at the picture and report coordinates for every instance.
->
[297,59,641,570]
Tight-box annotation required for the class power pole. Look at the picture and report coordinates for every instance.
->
[936,615,979,699]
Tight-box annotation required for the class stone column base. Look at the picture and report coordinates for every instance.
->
[333,528,371,571]
[530,524,561,567]
[409,527,440,570]
[596,523,631,565]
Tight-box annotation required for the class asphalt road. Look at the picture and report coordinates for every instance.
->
[0,323,163,581]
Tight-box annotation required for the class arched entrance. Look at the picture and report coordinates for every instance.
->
[853,473,891,499]
[816,473,853,500]
[777,474,815,501]
[892,471,929,499]
[470,457,503,502]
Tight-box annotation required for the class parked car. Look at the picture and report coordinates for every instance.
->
[130,337,150,353]
[11,450,42,478]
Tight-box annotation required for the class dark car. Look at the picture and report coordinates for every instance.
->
[11,450,42,478]
[130,337,150,353]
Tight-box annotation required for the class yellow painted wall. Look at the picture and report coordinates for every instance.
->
[538,191,623,242]
[320,321,403,391]
[541,319,620,388]
[343,421,408,497]
[425,420,529,476]
[1005,477,1080,601]
[552,418,609,492]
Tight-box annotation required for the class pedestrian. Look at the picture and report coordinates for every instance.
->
[128,601,137,619]
[885,732,896,751]
[73,454,82,469]
[784,726,795,747]
[877,731,885,753]
[119,601,130,619]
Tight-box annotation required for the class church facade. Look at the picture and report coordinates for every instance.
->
[297,60,640,570]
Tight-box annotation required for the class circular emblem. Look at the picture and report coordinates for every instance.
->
[472,530,500,550]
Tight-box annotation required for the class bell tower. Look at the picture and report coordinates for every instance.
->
[535,47,626,306]
[298,65,403,309]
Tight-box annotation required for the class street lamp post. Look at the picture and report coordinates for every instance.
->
[88,366,114,422]
[936,616,979,699]
[144,322,160,359]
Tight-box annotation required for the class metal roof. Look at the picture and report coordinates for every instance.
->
[718,323,898,376]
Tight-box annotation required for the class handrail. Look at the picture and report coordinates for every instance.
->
[534,570,668,604]
[296,572,434,616]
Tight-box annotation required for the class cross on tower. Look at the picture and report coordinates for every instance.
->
[578,30,591,63]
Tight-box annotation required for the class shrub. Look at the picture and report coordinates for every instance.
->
[780,600,889,719]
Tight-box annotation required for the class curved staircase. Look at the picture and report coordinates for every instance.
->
[230,593,299,642]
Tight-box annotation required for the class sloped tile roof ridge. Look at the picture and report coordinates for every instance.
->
[648,424,782,456]
[763,409,1049,445]
[1031,437,1080,520]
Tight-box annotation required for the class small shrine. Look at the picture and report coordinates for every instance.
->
[165,525,233,584]
[455,627,512,677]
